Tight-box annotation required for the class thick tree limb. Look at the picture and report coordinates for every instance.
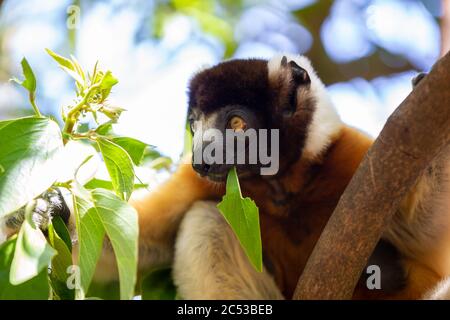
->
[293,51,450,300]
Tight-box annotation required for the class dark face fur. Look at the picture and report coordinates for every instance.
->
[188,57,314,182]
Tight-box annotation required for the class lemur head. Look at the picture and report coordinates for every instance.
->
[188,54,342,182]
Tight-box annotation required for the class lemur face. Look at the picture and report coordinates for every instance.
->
[187,56,340,182]
[188,59,269,181]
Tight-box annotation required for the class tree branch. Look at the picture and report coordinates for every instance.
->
[294,1,416,85]
[293,51,450,300]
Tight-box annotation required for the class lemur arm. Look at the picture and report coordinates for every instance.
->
[132,161,220,246]
[129,160,224,271]
[92,160,223,281]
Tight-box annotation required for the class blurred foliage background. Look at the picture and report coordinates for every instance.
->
[0,0,446,160]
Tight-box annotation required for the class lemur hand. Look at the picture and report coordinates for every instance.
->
[2,188,70,237]
[412,72,427,88]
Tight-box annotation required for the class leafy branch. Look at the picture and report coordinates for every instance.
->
[0,50,151,300]
[10,58,41,117]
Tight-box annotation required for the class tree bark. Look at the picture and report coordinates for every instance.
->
[293,51,450,300]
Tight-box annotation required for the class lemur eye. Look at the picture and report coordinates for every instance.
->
[229,116,247,131]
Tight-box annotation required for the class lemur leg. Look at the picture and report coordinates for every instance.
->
[411,72,427,87]
[382,145,450,294]
[423,277,450,299]
[173,201,283,300]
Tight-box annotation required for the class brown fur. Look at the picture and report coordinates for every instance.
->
[188,58,315,177]
[188,59,270,116]
[131,126,367,297]
[238,126,373,298]
[131,57,449,299]
[131,125,448,299]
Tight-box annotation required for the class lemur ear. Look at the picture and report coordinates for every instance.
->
[288,60,310,85]
[277,56,311,117]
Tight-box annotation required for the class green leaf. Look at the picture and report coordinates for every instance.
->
[13,58,37,93]
[142,148,165,163]
[46,49,85,88]
[86,281,120,300]
[91,189,138,300]
[0,117,64,218]
[91,61,99,83]
[148,156,173,171]
[70,54,86,83]
[52,216,72,253]
[183,120,193,157]
[46,48,75,71]
[0,237,50,300]
[73,188,139,300]
[73,194,105,298]
[84,178,147,190]
[84,178,115,190]
[60,65,84,86]
[10,214,57,284]
[48,220,75,300]
[112,137,148,166]
[95,123,149,166]
[100,105,126,121]
[100,71,118,90]
[10,58,41,116]
[98,71,118,102]
[217,167,262,272]
[97,138,135,201]
[141,268,176,300]
[95,122,114,136]
[48,223,72,280]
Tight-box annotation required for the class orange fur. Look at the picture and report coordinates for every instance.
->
[237,126,373,298]
[131,160,224,248]
[354,259,441,299]
[131,126,449,299]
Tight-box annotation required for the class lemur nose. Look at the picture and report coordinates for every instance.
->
[193,163,211,176]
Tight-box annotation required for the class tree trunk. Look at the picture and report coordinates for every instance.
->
[293,51,450,300]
